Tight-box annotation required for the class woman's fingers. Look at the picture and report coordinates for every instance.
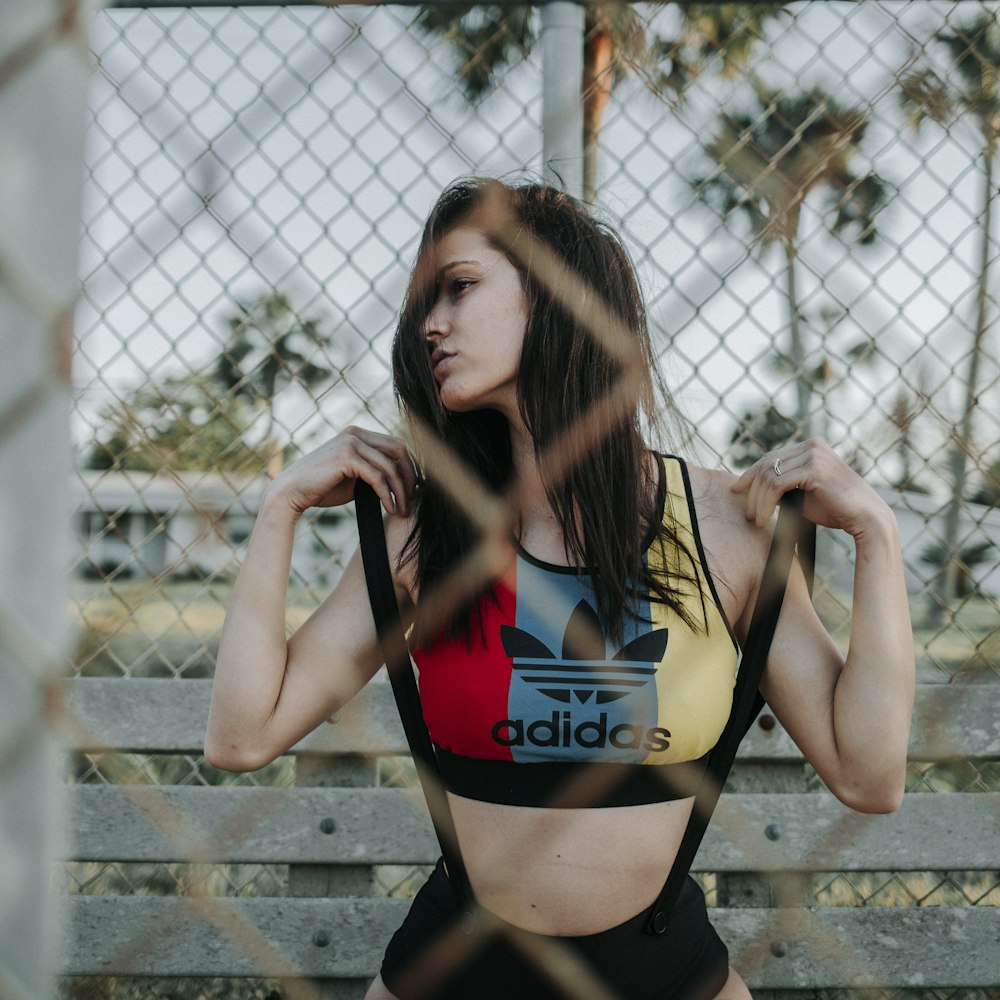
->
[351,439,415,516]
[732,444,809,527]
[361,429,420,500]
[732,439,882,535]
[324,428,411,517]
[274,427,417,518]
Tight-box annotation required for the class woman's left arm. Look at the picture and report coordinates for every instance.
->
[733,438,916,814]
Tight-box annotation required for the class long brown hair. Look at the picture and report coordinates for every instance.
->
[392,178,700,641]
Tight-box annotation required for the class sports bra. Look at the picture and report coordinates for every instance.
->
[411,455,740,808]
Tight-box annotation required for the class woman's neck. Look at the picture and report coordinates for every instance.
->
[507,419,574,564]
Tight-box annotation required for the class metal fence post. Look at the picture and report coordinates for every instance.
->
[540,1,584,199]
[0,1,89,996]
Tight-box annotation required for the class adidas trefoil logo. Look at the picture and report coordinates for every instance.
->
[500,599,668,705]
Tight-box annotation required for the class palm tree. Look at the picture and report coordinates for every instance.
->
[920,539,995,601]
[899,12,1000,612]
[415,3,787,203]
[88,369,272,474]
[886,388,927,494]
[696,85,889,437]
[729,402,797,468]
[768,300,885,444]
[971,456,1000,507]
[215,290,334,478]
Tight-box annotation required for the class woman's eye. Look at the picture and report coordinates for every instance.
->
[450,278,474,296]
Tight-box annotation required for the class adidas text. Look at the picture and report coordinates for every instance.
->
[491,712,671,753]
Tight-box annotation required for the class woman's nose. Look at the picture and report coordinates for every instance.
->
[423,302,448,340]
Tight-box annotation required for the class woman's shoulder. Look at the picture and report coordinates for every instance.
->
[678,460,745,531]
[683,460,739,509]
[679,460,773,624]
[682,460,768,548]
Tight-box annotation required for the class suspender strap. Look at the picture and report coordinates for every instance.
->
[354,482,475,910]
[645,489,813,933]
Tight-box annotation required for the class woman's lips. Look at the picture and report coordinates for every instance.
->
[430,348,454,374]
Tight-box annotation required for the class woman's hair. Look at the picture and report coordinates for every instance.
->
[392,177,700,641]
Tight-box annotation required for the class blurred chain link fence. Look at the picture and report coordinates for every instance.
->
[54,0,1000,998]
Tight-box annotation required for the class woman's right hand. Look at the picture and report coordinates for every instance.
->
[208,425,417,772]
[268,426,418,518]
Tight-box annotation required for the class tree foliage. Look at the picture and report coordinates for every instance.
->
[416,3,788,202]
[215,290,335,477]
[698,85,889,437]
[215,291,333,423]
[650,3,789,97]
[899,12,1000,141]
[920,539,995,599]
[899,12,1000,611]
[698,85,889,250]
[971,458,1000,507]
[886,387,930,495]
[414,4,538,102]
[89,291,336,476]
[87,370,273,474]
[729,403,797,468]
[417,3,786,103]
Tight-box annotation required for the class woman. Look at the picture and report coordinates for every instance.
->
[205,178,914,999]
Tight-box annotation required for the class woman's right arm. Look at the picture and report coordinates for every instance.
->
[204,427,418,771]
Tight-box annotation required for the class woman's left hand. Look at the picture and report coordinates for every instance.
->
[732,438,891,538]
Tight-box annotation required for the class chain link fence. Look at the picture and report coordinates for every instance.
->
[46,0,1000,997]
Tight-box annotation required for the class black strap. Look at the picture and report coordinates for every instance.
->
[354,482,474,910]
[645,488,813,933]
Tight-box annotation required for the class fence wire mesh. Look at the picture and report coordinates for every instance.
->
[16,0,996,997]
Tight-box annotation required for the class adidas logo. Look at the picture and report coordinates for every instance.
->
[500,598,668,706]
[493,599,671,754]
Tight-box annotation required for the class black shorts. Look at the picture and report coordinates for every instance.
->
[380,859,729,1000]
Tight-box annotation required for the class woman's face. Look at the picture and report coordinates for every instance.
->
[422,225,528,419]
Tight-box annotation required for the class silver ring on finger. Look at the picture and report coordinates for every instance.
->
[773,457,783,477]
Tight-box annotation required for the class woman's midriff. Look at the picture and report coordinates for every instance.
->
[447,792,696,936]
